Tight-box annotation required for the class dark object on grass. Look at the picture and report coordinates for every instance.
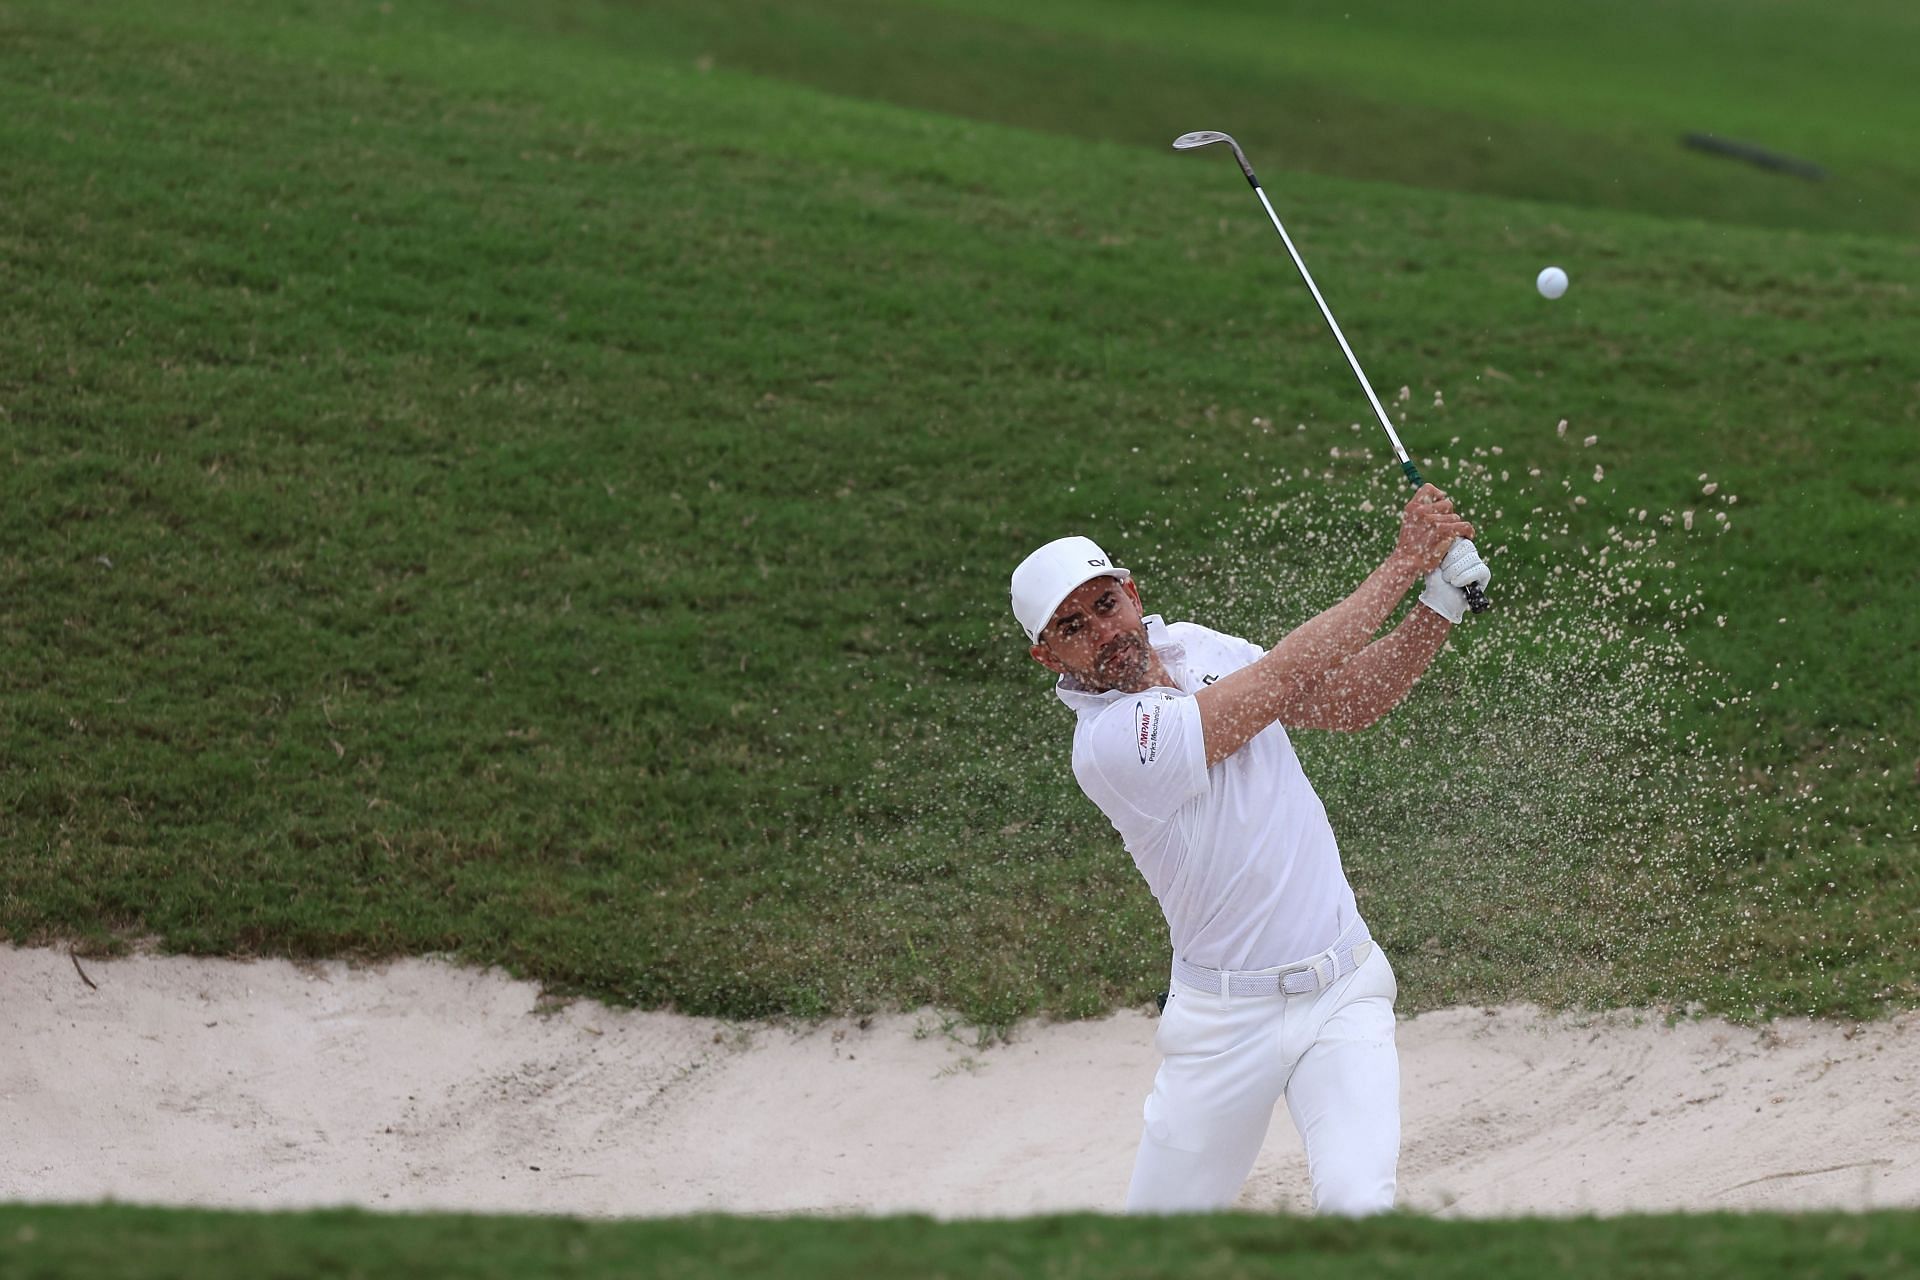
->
[1683,132,1827,181]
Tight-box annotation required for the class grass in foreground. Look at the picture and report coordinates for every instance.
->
[4,1204,1919,1280]
[1,0,1915,1025]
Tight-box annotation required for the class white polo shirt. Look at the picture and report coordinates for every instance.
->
[1054,615,1362,971]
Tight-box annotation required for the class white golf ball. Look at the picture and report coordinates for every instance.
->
[1536,266,1569,299]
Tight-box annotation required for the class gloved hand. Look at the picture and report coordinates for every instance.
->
[1419,539,1492,623]
[1419,569,1468,623]
[1439,538,1491,592]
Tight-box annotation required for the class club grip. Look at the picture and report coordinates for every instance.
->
[1404,461,1491,612]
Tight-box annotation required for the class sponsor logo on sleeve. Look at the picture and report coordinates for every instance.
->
[1133,698,1167,764]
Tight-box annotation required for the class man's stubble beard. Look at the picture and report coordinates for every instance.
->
[1090,629,1152,694]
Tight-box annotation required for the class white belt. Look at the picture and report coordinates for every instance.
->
[1172,919,1373,998]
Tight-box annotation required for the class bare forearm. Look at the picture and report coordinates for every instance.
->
[1194,551,1420,764]
[1193,482,1468,764]
[1317,604,1451,730]
[1274,551,1421,676]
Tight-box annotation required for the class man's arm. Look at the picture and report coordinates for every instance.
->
[1193,485,1470,767]
[1279,604,1451,731]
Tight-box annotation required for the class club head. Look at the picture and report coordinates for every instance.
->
[1171,130,1235,151]
[1171,129,1257,185]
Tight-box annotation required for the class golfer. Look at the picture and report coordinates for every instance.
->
[1009,485,1490,1215]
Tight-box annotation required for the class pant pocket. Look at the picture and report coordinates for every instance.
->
[1349,944,1397,1006]
[1141,1072,1219,1156]
[1154,991,1195,1055]
[1154,989,1244,1057]
[1377,947,1398,1005]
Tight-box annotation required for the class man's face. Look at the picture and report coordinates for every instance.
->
[1030,576,1153,693]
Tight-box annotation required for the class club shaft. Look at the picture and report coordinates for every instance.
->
[1249,186,1413,469]
[1187,132,1487,610]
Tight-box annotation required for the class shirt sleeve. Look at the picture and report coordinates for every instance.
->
[1072,690,1209,825]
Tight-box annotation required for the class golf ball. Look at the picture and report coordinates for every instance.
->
[1537,266,1569,299]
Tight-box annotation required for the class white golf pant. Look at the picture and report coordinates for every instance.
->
[1126,942,1400,1215]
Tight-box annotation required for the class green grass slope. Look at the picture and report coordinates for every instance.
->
[3,1204,1919,1280]
[2,0,1915,1025]
[583,0,1920,237]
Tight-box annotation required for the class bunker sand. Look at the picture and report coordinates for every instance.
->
[5,947,1916,1219]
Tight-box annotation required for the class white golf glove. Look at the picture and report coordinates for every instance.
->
[1419,570,1467,623]
[1418,539,1491,623]
[1440,538,1491,592]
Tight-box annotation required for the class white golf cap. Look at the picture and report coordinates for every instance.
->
[1010,535,1131,643]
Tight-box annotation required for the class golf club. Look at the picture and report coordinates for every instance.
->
[1173,129,1490,614]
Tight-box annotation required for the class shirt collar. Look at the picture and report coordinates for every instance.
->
[1052,615,1187,713]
